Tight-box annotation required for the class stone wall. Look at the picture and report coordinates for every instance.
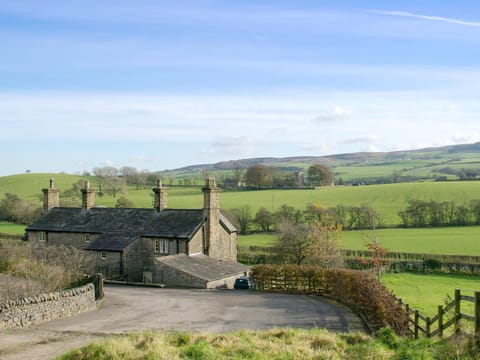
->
[94,251,123,280]
[124,241,143,282]
[216,226,237,261]
[27,231,99,249]
[0,283,96,329]
[188,229,204,255]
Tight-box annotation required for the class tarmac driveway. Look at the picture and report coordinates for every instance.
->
[0,284,366,359]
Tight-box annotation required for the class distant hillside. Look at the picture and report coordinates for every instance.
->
[160,142,480,183]
[2,142,480,202]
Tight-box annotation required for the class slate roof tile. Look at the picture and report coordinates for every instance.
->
[26,207,207,251]
[156,254,249,282]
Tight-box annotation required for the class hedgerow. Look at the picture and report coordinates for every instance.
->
[250,265,409,335]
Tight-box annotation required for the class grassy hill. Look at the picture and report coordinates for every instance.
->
[1,174,480,227]
[160,142,480,183]
[1,142,480,227]
[0,173,97,203]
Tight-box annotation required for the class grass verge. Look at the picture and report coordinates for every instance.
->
[57,328,478,360]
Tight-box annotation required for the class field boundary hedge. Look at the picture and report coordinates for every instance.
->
[0,233,22,241]
[250,265,409,334]
[240,247,480,274]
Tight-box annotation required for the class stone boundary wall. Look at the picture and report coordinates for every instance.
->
[0,283,96,329]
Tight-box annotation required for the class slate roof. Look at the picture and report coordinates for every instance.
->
[26,207,207,251]
[219,212,236,234]
[156,254,249,282]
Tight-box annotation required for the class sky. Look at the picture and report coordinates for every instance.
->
[1,0,480,176]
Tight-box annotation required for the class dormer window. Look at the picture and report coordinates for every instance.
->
[154,239,169,254]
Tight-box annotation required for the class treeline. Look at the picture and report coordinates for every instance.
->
[228,203,380,235]
[0,193,41,224]
[241,163,333,190]
[399,199,480,227]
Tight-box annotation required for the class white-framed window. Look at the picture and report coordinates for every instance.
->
[39,231,47,242]
[84,234,90,243]
[154,239,169,254]
[101,251,107,260]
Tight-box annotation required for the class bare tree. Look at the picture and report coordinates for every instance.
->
[233,163,245,190]
[277,217,343,268]
[246,164,271,189]
[307,163,333,186]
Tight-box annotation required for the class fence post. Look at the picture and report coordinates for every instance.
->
[455,289,461,333]
[426,317,431,338]
[405,304,411,335]
[438,305,444,337]
[414,310,419,339]
[475,291,480,346]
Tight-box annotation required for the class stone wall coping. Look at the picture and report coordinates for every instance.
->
[0,283,94,311]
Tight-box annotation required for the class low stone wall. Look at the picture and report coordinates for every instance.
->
[0,283,96,329]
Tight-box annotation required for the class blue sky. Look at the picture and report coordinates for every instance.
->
[1,0,480,175]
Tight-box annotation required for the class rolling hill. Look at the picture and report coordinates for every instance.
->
[159,142,480,183]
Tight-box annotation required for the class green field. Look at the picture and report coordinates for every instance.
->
[2,173,480,226]
[382,273,479,316]
[0,221,25,235]
[239,226,480,256]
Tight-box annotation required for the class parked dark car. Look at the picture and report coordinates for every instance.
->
[234,276,253,290]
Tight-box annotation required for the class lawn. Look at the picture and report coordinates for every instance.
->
[381,273,479,316]
[239,226,480,256]
[238,233,278,247]
[342,227,480,255]
[0,221,26,235]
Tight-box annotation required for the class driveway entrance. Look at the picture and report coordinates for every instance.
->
[0,285,366,359]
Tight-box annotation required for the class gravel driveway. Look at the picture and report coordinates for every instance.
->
[0,284,366,359]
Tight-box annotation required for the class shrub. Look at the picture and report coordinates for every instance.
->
[250,265,409,335]
[0,240,96,300]
[423,258,442,271]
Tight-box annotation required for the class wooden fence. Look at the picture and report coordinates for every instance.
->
[394,289,480,341]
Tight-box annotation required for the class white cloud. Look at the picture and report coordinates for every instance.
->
[203,136,257,158]
[299,142,335,154]
[451,132,480,144]
[370,10,480,27]
[1,89,480,175]
[312,106,352,123]
[101,160,116,167]
[341,135,379,145]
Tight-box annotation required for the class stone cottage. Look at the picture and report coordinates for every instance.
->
[26,177,249,288]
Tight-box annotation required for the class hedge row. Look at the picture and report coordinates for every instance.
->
[250,265,409,335]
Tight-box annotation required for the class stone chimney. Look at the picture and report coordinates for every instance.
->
[152,179,168,211]
[202,177,220,257]
[81,181,95,211]
[42,178,59,212]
